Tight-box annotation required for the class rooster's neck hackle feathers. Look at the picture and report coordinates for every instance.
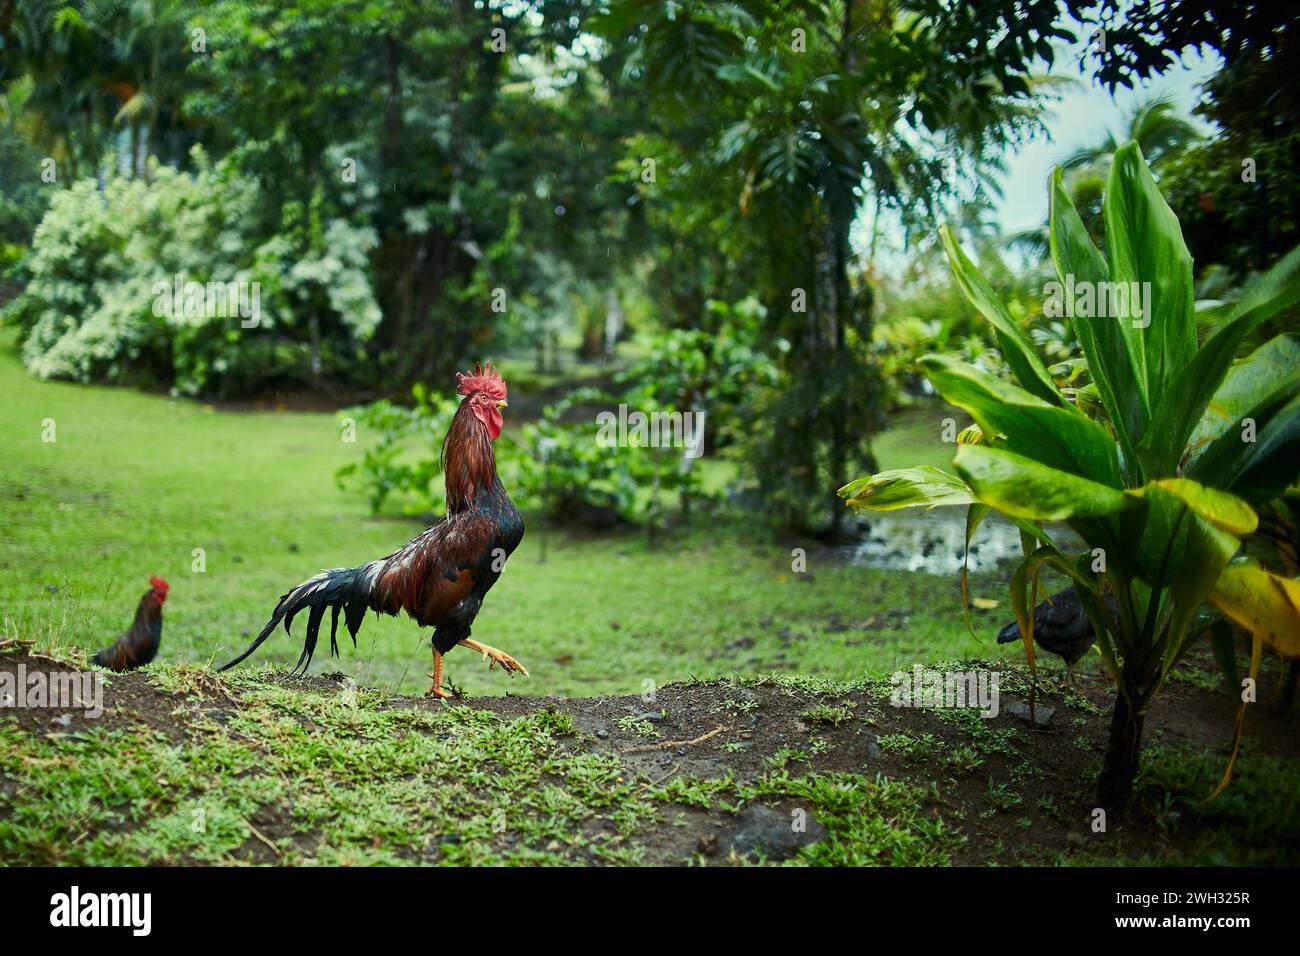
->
[442,400,498,513]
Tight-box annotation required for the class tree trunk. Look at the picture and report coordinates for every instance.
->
[130,122,141,179]
[309,313,323,384]
[1096,685,1150,817]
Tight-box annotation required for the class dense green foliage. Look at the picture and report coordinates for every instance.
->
[7,150,380,395]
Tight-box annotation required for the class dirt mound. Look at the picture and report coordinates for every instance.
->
[1,642,1296,865]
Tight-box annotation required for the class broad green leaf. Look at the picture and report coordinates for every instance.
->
[1185,334,1300,464]
[1155,493,1242,677]
[838,467,974,511]
[922,354,1121,487]
[953,443,1131,522]
[1145,273,1300,478]
[1209,562,1300,658]
[1119,484,1240,605]
[939,223,1064,408]
[1218,241,1300,334]
[1049,166,1147,478]
[1104,142,1196,409]
[1190,392,1300,507]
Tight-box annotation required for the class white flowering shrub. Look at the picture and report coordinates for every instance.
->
[6,148,381,396]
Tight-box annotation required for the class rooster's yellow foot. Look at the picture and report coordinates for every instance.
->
[425,674,453,699]
[459,639,528,677]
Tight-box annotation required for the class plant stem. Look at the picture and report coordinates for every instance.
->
[1096,682,1150,817]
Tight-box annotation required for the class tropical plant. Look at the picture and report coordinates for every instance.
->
[840,143,1300,814]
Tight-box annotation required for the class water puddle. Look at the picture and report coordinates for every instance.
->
[835,509,1079,575]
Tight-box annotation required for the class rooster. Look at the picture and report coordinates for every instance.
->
[219,364,527,698]
[996,585,1119,685]
[91,576,169,672]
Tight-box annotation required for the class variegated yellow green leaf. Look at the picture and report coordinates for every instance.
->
[1209,562,1300,657]
[838,467,974,512]
[1136,478,1259,537]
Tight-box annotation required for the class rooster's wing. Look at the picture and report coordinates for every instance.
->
[370,510,502,631]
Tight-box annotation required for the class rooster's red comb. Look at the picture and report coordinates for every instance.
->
[455,362,507,400]
[150,576,169,591]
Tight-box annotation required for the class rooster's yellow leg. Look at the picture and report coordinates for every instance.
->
[425,648,452,699]
[458,638,529,677]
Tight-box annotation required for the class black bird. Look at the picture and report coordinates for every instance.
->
[996,585,1118,684]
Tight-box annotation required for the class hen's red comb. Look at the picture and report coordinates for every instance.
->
[455,362,507,400]
[150,576,170,591]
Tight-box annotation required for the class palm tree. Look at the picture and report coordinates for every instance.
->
[98,0,193,178]
[1063,95,1202,241]
[1063,94,1202,173]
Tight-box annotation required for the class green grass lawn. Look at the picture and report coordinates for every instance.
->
[1,329,1003,697]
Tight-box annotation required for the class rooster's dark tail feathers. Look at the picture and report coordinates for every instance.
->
[218,563,378,673]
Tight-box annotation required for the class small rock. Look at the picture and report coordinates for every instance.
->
[1005,700,1056,728]
[698,834,719,856]
[867,741,883,759]
[595,728,609,739]
[731,805,828,861]
[1066,832,1086,849]
[51,713,73,728]
[726,688,761,709]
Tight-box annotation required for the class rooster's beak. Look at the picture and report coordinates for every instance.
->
[497,399,509,408]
